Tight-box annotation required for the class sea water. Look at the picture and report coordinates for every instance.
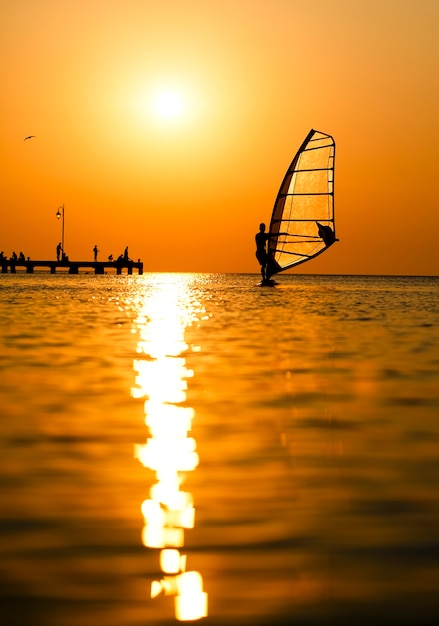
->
[1,272,439,626]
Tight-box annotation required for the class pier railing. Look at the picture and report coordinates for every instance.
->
[1,260,143,275]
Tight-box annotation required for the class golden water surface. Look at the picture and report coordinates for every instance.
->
[1,273,439,625]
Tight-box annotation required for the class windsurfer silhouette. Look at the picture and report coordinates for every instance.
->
[255,223,271,281]
[256,223,290,283]
[256,222,282,283]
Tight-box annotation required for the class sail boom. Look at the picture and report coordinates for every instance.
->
[277,250,312,258]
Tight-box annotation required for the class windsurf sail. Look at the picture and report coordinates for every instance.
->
[266,129,337,278]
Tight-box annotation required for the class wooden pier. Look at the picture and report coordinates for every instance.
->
[1,259,143,275]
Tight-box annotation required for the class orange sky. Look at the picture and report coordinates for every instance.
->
[1,0,439,275]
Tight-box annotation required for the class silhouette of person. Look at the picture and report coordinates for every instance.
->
[18,251,25,262]
[108,254,113,262]
[93,245,99,261]
[56,242,62,262]
[255,223,289,282]
[255,223,272,282]
[123,246,129,261]
[11,251,18,262]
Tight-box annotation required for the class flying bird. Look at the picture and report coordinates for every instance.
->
[24,135,36,141]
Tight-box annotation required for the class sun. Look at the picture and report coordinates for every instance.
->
[153,89,184,120]
[130,83,196,129]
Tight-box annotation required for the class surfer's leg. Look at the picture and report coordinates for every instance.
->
[256,252,264,280]
[257,257,266,280]
[262,254,269,281]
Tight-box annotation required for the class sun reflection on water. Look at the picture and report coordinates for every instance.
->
[132,276,208,621]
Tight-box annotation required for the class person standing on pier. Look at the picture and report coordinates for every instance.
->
[56,242,62,262]
[93,245,99,261]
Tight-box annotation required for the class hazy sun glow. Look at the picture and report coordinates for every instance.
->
[153,90,184,120]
